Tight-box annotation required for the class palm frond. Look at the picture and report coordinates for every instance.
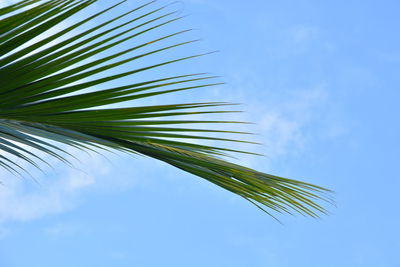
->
[0,0,332,218]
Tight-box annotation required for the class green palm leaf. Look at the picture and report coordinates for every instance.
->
[0,0,332,218]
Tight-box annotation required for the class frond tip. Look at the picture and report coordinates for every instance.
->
[0,0,333,218]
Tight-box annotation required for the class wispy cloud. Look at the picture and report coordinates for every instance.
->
[0,143,148,223]
[0,149,107,222]
[257,85,329,157]
[211,69,332,167]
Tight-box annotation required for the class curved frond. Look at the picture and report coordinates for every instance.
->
[0,0,332,218]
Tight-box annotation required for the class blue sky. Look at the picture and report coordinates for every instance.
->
[1,0,400,266]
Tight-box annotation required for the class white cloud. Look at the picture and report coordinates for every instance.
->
[211,66,332,166]
[256,86,328,158]
[0,149,109,222]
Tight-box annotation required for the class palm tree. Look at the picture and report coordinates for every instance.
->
[0,0,331,219]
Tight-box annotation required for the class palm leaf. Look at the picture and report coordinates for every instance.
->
[0,0,332,218]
